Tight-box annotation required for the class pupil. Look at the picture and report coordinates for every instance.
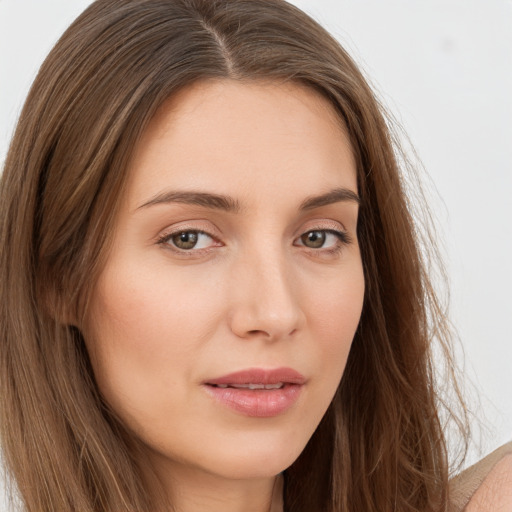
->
[173,231,198,250]
[303,231,325,248]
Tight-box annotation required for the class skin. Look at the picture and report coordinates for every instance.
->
[84,79,365,512]
[466,455,512,511]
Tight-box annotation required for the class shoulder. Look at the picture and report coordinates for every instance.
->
[450,442,512,512]
[465,453,512,511]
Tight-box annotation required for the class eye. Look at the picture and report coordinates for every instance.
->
[160,230,217,251]
[295,229,350,250]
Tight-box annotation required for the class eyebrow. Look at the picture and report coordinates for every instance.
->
[137,190,242,213]
[299,187,360,210]
[137,187,360,212]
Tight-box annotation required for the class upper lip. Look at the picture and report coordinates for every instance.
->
[204,367,306,386]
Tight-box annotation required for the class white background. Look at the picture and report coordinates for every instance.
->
[1,0,511,497]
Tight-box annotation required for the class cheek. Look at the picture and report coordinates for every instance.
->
[309,263,364,350]
[83,258,222,423]
[311,267,364,388]
[89,254,221,349]
[305,262,364,394]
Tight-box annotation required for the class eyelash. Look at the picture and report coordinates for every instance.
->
[156,227,352,256]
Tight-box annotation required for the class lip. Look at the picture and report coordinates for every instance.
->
[203,367,306,418]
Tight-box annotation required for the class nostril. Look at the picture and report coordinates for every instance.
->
[244,326,298,339]
[247,329,269,337]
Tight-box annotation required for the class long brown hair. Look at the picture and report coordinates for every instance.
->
[0,1,467,510]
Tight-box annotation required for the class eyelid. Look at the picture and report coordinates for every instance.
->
[297,219,348,236]
[155,219,221,240]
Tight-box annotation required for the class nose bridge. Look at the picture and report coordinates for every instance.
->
[229,240,303,340]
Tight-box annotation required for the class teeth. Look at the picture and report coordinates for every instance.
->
[263,383,284,389]
[232,384,265,390]
[214,383,284,390]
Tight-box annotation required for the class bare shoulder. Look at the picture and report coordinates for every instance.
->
[465,454,512,511]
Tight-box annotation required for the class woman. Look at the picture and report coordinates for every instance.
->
[0,1,510,511]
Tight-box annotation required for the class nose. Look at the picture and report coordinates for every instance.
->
[228,248,305,341]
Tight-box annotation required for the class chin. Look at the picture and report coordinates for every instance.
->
[224,427,316,477]
[213,443,302,480]
[145,425,311,482]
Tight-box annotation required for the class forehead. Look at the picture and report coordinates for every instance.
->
[125,79,357,209]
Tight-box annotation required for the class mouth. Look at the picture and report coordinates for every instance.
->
[203,368,305,417]
[209,382,285,390]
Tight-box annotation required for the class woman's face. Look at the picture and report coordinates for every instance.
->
[84,79,364,483]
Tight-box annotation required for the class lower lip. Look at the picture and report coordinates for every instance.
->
[203,384,303,417]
